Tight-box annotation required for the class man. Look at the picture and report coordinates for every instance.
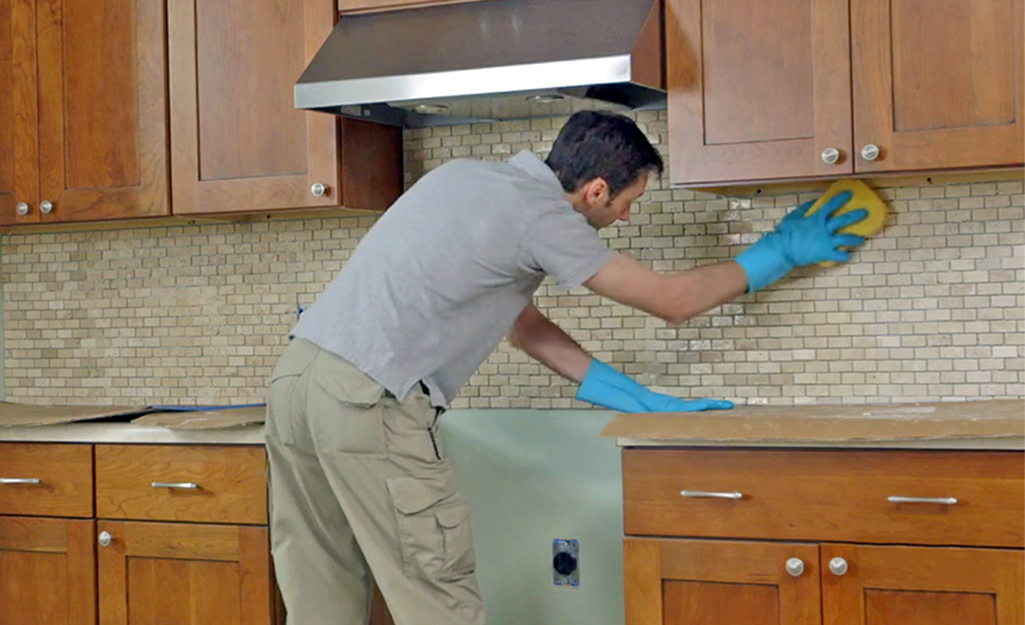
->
[266,111,866,624]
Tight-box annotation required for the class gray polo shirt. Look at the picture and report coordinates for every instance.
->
[290,151,614,407]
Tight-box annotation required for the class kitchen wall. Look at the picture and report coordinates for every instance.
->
[439,408,624,625]
[2,110,1023,407]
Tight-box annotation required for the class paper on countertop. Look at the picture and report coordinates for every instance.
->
[0,401,266,430]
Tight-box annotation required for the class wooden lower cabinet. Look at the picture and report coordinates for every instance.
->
[627,538,1024,625]
[0,516,96,625]
[97,521,272,625]
[622,448,1025,625]
[626,538,821,625]
[822,544,1024,625]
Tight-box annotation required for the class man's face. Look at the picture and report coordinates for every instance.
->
[582,172,649,229]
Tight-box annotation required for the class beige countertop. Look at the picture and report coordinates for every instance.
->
[0,421,266,445]
[601,399,1025,450]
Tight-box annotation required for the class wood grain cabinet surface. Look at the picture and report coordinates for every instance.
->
[622,448,1025,625]
[95,444,268,525]
[0,0,170,225]
[0,442,93,517]
[169,0,402,215]
[0,0,401,227]
[0,441,282,625]
[97,521,273,625]
[666,0,1024,185]
[0,516,97,625]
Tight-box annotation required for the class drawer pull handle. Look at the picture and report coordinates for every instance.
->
[0,478,41,485]
[680,490,743,500]
[151,481,200,490]
[887,496,957,505]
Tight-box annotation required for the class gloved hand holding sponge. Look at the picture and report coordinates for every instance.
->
[577,180,886,414]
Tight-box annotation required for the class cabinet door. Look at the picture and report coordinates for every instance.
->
[852,0,1024,172]
[169,0,400,215]
[0,516,96,625]
[625,538,821,625]
[35,0,170,222]
[98,521,273,625]
[0,0,39,225]
[666,0,852,185]
[822,544,1023,625]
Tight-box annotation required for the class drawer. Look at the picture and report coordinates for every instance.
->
[0,443,93,517]
[623,448,1024,548]
[95,445,267,524]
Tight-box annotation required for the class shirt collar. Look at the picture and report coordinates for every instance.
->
[509,151,563,192]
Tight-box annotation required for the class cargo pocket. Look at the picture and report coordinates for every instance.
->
[267,346,316,446]
[387,476,476,582]
[310,351,388,456]
[435,501,475,578]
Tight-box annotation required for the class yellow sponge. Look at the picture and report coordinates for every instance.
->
[805,179,888,266]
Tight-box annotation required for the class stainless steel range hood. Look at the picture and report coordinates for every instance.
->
[295,0,665,128]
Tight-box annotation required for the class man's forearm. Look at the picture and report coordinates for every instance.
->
[666,260,749,323]
[507,305,592,383]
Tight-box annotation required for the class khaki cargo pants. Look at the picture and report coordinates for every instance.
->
[265,338,484,625]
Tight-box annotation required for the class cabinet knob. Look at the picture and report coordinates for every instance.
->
[98,531,112,548]
[15,202,30,216]
[820,148,841,165]
[860,144,880,161]
[829,556,848,576]
[311,182,327,197]
[785,557,805,577]
[40,200,53,214]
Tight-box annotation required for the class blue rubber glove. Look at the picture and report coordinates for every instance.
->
[735,190,868,292]
[575,359,733,413]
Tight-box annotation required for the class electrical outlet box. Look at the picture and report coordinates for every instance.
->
[552,538,579,587]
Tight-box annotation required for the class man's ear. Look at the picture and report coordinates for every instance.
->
[581,178,609,208]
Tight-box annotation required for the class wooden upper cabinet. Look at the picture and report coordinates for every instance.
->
[851,0,1024,172]
[668,0,1024,185]
[666,0,853,185]
[170,0,402,215]
[34,0,170,222]
[822,544,1024,625]
[1,0,40,226]
[0,0,15,221]
[338,0,485,15]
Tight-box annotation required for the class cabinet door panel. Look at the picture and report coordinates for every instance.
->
[2,0,40,225]
[0,0,15,221]
[170,0,341,214]
[852,0,1024,172]
[667,0,852,185]
[0,516,96,625]
[36,0,170,222]
[625,538,821,625]
[822,544,1024,625]
[98,521,273,625]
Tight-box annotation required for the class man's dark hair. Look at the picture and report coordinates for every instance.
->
[545,111,664,197]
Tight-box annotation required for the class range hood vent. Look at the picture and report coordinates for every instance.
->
[295,0,665,127]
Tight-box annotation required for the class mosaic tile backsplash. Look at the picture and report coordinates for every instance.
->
[3,111,1023,408]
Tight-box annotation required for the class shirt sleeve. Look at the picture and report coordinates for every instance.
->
[519,204,615,288]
